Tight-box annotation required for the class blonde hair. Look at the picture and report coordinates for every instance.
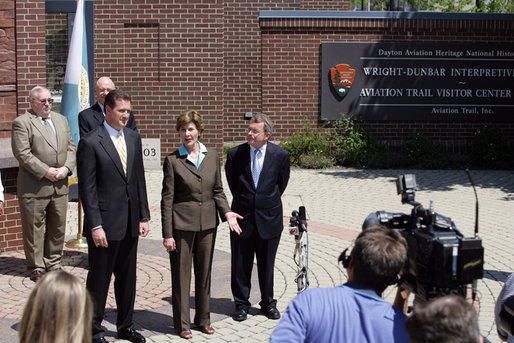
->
[19,270,93,343]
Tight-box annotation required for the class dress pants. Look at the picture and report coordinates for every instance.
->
[86,231,139,338]
[19,193,68,272]
[230,229,281,310]
[170,228,216,331]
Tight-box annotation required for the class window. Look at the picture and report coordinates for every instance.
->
[45,0,94,112]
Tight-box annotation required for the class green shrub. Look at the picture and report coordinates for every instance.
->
[401,132,445,165]
[327,115,377,167]
[471,127,513,168]
[279,118,330,165]
[365,151,412,169]
[223,143,238,160]
[277,115,513,170]
[298,154,334,169]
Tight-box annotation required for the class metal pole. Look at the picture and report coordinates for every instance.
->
[65,197,88,249]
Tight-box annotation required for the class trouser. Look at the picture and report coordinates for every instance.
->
[19,193,68,272]
[231,229,281,310]
[86,231,139,338]
[170,228,217,331]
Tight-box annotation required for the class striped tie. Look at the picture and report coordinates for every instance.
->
[116,131,127,176]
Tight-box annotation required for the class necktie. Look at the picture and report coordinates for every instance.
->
[116,132,127,176]
[252,148,262,187]
[42,118,57,148]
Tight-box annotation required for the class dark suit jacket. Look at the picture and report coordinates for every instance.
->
[78,102,137,138]
[11,110,76,198]
[225,142,290,240]
[77,125,150,241]
[161,147,230,238]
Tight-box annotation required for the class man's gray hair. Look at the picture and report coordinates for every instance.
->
[30,86,50,99]
[251,113,274,134]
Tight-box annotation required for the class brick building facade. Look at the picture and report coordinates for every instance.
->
[0,0,512,251]
[259,11,514,150]
[0,0,22,252]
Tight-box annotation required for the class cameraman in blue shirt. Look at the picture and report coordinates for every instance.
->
[270,225,409,343]
[496,273,514,343]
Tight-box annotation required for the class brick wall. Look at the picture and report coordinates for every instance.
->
[0,0,21,252]
[93,0,226,155]
[16,0,46,114]
[0,0,15,137]
[0,0,48,252]
[223,0,350,142]
[259,15,514,151]
[0,168,22,251]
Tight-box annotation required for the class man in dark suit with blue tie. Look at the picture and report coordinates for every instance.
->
[78,76,137,137]
[77,89,150,343]
[225,113,290,322]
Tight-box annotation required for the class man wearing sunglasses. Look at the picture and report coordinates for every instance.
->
[11,86,76,282]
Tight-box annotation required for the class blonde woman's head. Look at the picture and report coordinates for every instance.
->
[19,270,93,343]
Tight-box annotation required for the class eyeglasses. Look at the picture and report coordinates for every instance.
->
[35,98,54,104]
[248,129,263,135]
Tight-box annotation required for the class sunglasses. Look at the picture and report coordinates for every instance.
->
[36,98,54,104]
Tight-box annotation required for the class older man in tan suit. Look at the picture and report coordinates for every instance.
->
[12,86,76,282]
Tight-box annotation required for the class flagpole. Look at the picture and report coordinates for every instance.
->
[66,197,88,249]
[62,0,89,249]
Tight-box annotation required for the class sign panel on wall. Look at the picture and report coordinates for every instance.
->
[142,138,161,168]
[321,42,514,121]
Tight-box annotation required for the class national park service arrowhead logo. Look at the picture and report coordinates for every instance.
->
[330,64,355,98]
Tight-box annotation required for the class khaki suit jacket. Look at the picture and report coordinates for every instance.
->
[12,110,76,198]
[161,147,230,238]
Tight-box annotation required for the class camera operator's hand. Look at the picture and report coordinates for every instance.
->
[393,286,410,314]
[466,284,480,315]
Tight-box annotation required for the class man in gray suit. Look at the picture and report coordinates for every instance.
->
[12,86,76,282]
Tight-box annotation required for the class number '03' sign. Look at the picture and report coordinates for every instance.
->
[141,138,161,168]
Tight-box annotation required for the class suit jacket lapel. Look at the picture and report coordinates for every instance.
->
[178,153,201,177]
[258,143,274,188]
[92,103,105,126]
[241,144,256,190]
[51,113,66,151]
[125,130,137,178]
[196,149,211,175]
[98,126,126,179]
[29,110,57,152]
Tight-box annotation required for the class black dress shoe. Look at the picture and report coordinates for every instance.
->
[92,337,107,343]
[262,306,281,320]
[118,328,146,343]
[232,308,248,321]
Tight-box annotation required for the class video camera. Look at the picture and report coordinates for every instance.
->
[362,174,484,301]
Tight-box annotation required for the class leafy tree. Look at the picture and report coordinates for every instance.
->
[351,0,514,12]
[476,0,514,13]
